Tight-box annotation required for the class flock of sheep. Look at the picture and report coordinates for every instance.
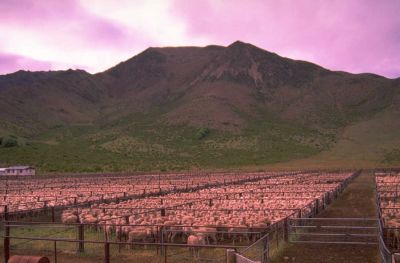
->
[376,172,400,250]
[57,172,351,248]
[0,172,270,214]
[0,171,354,259]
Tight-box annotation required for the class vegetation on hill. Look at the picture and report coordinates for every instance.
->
[0,111,331,172]
[0,135,18,148]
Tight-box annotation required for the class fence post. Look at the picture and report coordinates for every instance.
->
[297,209,302,227]
[262,235,269,263]
[54,241,58,263]
[284,218,289,242]
[160,226,165,256]
[104,241,110,263]
[4,221,10,263]
[226,248,235,263]
[164,244,167,263]
[78,223,85,253]
[315,199,319,215]
[51,207,55,222]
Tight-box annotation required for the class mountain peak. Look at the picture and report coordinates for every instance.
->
[228,40,252,48]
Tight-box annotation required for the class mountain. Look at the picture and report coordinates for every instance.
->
[0,41,399,172]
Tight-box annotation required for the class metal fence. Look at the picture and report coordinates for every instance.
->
[236,233,269,263]
[288,217,378,245]
[2,221,263,263]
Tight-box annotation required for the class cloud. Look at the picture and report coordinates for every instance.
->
[0,0,399,78]
[0,53,52,74]
[0,0,148,73]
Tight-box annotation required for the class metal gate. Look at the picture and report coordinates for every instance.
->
[288,218,378,245]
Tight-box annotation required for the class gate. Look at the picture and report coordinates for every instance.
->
[227,234,269,263]
[288,218,378,245]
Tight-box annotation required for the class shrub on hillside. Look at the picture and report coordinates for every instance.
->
[2,137,18,148]
[195,127,210,140]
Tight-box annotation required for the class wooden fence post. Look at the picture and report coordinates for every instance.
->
[226,248,235,263]
[297,209,302,227]
[4,221,10,263]
[275,223,279,248]
[78,224,85,253]
[327,192,331,204]
[104,242,110,263]
[54,241,58,263]
[51,207,55,222]
[164,244,167,263]
[284,218,289,242]
[262,235,269,263]
[4,205,8,221]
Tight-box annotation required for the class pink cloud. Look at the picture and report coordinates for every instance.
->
[0,0,131,48]
[0,0,399,78]
[0,53,52,74]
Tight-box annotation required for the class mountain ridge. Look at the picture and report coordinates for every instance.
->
[0,41,399,172]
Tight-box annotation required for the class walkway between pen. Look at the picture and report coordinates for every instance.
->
[270,171,379,263]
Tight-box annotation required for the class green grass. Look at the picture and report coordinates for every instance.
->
[383,148,400,164]
[1,107,399,173]
[266,109,400,170]
[0,111,329,173]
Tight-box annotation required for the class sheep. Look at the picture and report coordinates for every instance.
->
[193,227,218,244]
[128,227,152,249]
[187,234,206,259]
[61,214,78,224]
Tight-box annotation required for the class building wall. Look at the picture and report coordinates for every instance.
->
[6,169,35,176]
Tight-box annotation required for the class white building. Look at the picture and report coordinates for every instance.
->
[1,166,36,176]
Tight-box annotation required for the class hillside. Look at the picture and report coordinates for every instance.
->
[0,41,399,172]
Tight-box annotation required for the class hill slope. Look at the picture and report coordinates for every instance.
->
[0,41,399,172]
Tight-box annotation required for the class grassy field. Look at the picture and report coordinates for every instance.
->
[0,111,330,173]
[0,107,399,173]
[264,110,400,170]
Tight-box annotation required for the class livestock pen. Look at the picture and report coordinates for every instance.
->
[375,170,400,262]
[1,170,358,262]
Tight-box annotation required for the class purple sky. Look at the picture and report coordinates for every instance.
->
[0,0,399,78]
